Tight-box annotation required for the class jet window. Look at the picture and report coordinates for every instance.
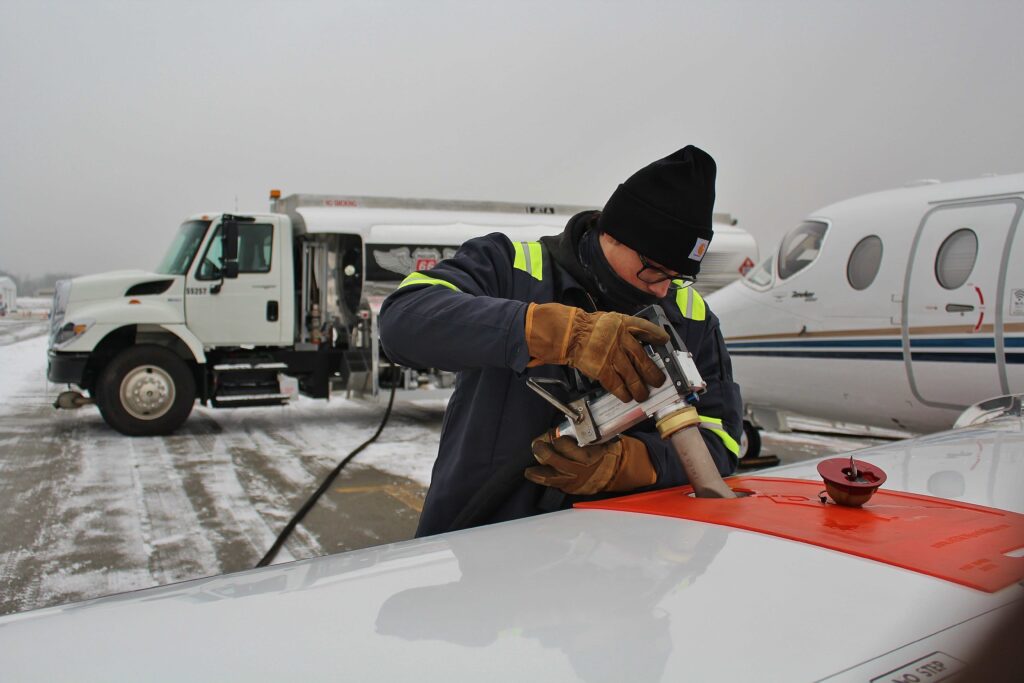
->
[778,221,828,280]
[197,223,275,280]
[934,228,977,290]
[846,235,883,290]
[744,255,775,289]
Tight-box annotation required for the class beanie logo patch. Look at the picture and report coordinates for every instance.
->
[689,238,710,262]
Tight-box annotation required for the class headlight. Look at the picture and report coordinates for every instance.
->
[52,319,94,348]
[52,280,71,318]
[50,280,72,339]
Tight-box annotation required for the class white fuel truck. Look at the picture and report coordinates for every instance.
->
[48,192,757,436]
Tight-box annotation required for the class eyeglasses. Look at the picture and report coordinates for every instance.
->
[636,253,695,287]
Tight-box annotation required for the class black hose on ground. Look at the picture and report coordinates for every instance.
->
[256,383,398,568]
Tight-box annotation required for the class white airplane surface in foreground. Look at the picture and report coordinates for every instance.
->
[708,174,1023,440]
[0,400,1021,681]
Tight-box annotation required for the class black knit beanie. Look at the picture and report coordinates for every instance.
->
[597,145,717,277]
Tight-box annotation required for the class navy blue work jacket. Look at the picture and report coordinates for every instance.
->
[379,219,743,537]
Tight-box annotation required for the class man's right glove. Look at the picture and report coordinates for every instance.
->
[525,302,670,403]
[525,431,657,495]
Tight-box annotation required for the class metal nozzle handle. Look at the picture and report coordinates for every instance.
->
[527,378,582,423]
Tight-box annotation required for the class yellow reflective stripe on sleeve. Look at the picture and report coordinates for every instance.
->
[528,242,543,280]
[397,271,461,292]
[677,286,688,317]
[673,282,706,321]
[691,289,706,321]
[512,241,543,281]
[697,414,740,456]
[512,242,527,272]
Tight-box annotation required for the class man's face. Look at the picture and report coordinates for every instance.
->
[598,232,678,299]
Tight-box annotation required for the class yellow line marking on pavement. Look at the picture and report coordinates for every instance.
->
[336,485,385,494]
[336,484,425,513]
[385,486,425,513]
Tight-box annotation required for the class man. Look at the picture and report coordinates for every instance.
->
[379,145,742,537]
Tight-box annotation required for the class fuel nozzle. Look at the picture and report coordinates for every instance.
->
[524,303,736,499]
[817,456,887,507]
[654,404,700,439]
[656,404,736,499]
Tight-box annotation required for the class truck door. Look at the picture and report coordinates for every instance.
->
[903,200,1022,408]
[185,217,285,346]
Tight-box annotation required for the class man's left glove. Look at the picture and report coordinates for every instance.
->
[525,431,657,495]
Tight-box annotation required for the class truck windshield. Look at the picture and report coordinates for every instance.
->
[155,220,211,275]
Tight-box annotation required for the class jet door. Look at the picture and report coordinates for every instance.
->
[904,200,1021,408]
[1005,207,1024,393]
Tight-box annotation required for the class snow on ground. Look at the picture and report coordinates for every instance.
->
[0,330,438,485]
[0,324,891,616]
[762,429,885,453]
[0,333,49,401]
[0,328,442,615]
[784,415,912,440]
[0,319,49,348]
[234,394,440,488]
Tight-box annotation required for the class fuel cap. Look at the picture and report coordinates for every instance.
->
[817,456,887,507]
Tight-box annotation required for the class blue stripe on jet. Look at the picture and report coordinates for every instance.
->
[729,350,1024,364]
[910,352,996,363]
[728,336,1023,352]
[728,350,905,361]
[910,338,994,348]
[727,339,902,349]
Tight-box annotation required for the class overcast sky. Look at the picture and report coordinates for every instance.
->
[1,0,1022,278]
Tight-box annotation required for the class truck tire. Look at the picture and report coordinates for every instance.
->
[96,345,196,436]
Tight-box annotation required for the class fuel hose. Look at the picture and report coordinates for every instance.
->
[256,383,397,568]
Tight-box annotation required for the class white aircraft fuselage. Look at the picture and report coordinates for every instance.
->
[708,174,1024,433]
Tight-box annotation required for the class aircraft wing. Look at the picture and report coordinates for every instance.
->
[0,414,1021,681]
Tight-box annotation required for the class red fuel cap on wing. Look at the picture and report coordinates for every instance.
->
[817,457,887,507]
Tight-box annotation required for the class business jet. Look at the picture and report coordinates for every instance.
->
[0,396,1020,681]
[708,174,1024,457]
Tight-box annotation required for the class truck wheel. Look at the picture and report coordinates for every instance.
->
[739,419,762,460]
[96,345,196,436]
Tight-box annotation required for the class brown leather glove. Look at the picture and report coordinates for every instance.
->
[525,431,657,495]
[525,302,670,403]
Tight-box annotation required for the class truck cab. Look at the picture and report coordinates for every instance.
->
[177,214,294,347]
[48,193,759,436]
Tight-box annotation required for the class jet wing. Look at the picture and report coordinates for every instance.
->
[0,416,1021,681]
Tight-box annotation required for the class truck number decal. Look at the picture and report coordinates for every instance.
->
[186,287,208,295]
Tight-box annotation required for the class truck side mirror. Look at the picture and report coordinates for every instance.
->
[221,222,240,278]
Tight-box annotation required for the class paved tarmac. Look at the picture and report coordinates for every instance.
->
[0,321,887,616]
[0,324,434,615]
